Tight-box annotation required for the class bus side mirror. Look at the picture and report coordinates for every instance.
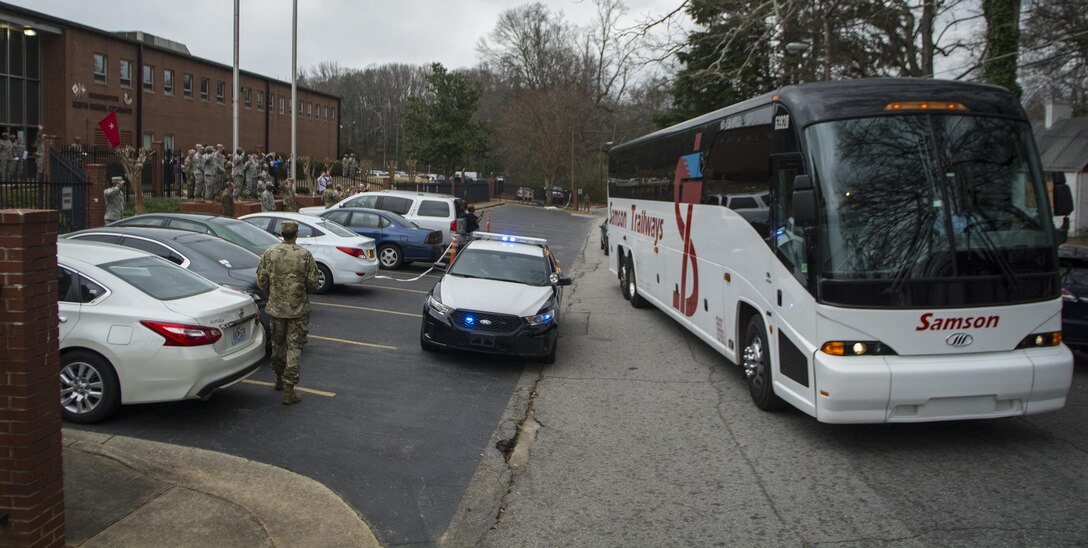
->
[792,174,817,225]
[1052,175,1073,217]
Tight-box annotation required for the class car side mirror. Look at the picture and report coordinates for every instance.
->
[432,261,448,272]
[792,174,817,225]
[550,273,572,286]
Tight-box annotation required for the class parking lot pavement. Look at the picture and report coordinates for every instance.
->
[72,204,599,546]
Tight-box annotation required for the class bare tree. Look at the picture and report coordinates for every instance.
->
[114,145,154,215]
[1021,0,1088,112]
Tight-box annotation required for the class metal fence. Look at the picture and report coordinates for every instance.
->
[0,150,89,233]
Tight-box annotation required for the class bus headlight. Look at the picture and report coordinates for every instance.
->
[821,340,896,356]
[1016,332,1062,349]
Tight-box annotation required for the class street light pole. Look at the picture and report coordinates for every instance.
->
[290,0,297,181]
[232,0,239,153]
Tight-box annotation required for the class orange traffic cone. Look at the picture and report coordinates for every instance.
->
[449,235,458,262]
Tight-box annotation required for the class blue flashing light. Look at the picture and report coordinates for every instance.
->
[542,313,552,323]
[464,314,476,327]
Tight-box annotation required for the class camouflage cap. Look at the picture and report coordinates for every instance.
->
[281,220,299,238]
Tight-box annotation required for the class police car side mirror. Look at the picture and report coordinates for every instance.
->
[551,273,572,286]
[433,261,448,272]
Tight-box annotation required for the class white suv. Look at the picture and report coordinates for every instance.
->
[300,190,463,245]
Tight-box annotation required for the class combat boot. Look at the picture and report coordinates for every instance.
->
[273,374,284,391]
[282,384,301,406]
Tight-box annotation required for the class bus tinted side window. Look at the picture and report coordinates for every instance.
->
[702,116,773,234]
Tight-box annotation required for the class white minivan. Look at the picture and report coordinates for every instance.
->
[300,190,464,246]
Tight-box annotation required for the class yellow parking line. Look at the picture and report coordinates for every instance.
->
[241,380,336,398]
[369,284,428,293]
[310,334,398,350]
[311,301,421,318]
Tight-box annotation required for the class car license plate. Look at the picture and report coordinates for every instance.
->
[231,326,247,346]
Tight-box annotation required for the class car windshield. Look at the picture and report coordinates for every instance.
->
[807,113,1057,307]
[315,219,358,238]
[103,255,218,300]
[448,248,551,285]
[188,238,259,269]
[212,218,282,249]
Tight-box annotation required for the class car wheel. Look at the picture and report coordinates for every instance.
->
[627,255,647,308]
[60,350,121,424]
[314,263,334,295]
[378,244,403,269]
[742,315,786,411]
[618,252,631,301]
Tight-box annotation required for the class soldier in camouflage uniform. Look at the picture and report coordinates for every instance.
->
[191,144,205,200]
[0,132,12,180]
[256,220,318,405]
[323,185,341,207]
[221,181,235,217]
[281,178,298,212]
[34,131,45,181]
[259,179,276,212]
[202,145,218,201]
[232,148,246,196]
[104,177,125,223]
[244,154,261,198]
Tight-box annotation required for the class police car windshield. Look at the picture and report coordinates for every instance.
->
[448,248,551,286]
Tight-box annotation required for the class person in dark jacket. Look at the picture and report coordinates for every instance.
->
[462,204,480,236]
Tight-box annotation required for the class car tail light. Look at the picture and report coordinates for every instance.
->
[141,320,222,346]
[450,219,458,233]
[426,231,442,244]
[337,246,365,258]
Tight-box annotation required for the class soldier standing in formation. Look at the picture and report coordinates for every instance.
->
[341,154,349,180]
[259,179,276,212]
[201,145,217,201]
[13,137,25,179]
[281,178,298,212]
[0,132,11,180]
[244,154,261,198]
[191,144,205,200]
[34,130,45,181]
[232,148,246,196]
[221,181,235,217]
[323,184,341,207]
[256,220,318,405]
[104,177,125,223]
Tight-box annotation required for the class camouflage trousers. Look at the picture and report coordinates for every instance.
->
[204,174,221,201]
[192,172,205,199]
[270,314,309,385]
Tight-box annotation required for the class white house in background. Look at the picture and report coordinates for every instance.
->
[1035,101,1088,236]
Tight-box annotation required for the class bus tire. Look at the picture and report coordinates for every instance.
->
[618,251,631,301]
[743,315,786,411]
[626,255,648,309]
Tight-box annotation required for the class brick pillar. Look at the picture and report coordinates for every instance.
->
[41,136,56,182]
[84,164,107,229]
[0,209,64,548]
[151,141,164,197]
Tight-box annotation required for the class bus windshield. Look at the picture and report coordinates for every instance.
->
[807,114,1058,308]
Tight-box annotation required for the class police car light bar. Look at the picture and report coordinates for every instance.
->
[473,232,549,247]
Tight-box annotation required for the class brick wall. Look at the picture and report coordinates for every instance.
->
[0,209,64,548]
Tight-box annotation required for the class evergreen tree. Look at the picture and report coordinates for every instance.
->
[403,63,490,175]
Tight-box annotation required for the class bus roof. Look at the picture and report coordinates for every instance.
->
[612,78,1024,155]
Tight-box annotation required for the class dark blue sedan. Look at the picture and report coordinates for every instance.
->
[319,208,444,269]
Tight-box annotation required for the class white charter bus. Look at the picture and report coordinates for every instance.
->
[607,78,1075,423]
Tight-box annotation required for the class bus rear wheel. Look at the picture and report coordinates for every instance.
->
[743,315,786,411]
[618,252,631,301]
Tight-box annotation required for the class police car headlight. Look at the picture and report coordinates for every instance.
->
[427,293,452,316]
[525,309,554,326]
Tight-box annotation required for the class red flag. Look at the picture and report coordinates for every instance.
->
[98,111,121,148]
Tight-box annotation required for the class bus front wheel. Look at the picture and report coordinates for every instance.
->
[743,315,786,411]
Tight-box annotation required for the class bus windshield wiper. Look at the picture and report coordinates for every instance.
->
[962,215,1019,289]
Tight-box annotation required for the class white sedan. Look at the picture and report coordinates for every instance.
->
[58,239,266,423]
[238,212,379,294]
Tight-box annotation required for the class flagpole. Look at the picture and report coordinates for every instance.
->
[232,0,240,153]
[290,0,297,181]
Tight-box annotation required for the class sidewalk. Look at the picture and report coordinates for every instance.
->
[63,429,380,548]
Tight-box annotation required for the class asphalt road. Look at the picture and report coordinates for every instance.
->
[73,204,598,547]
[446,214,1088,547]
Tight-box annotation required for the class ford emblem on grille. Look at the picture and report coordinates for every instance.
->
[946,333,973,347]
[480,319,492,326]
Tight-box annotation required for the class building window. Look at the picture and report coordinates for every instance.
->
[143,132,153,150]
[279,95,285,115]
[297,99,302,115]
[216,81,224,103]
[331,108,336,121]
[93,53,107,84]
[142,65,154,91]
[164,134,175,152]
[163,69,174,95]
[308,102,313,118]
[200,78,209,100]
[257,91,264,111]
[119,59,132,87]
[243,87,252,108]
[183,73,193,98]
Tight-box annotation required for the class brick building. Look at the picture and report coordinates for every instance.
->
[0,2,340,159]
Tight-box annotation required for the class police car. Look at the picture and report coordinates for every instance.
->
[421,232,572,363]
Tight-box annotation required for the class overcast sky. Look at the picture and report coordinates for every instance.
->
[12,0,685,80]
